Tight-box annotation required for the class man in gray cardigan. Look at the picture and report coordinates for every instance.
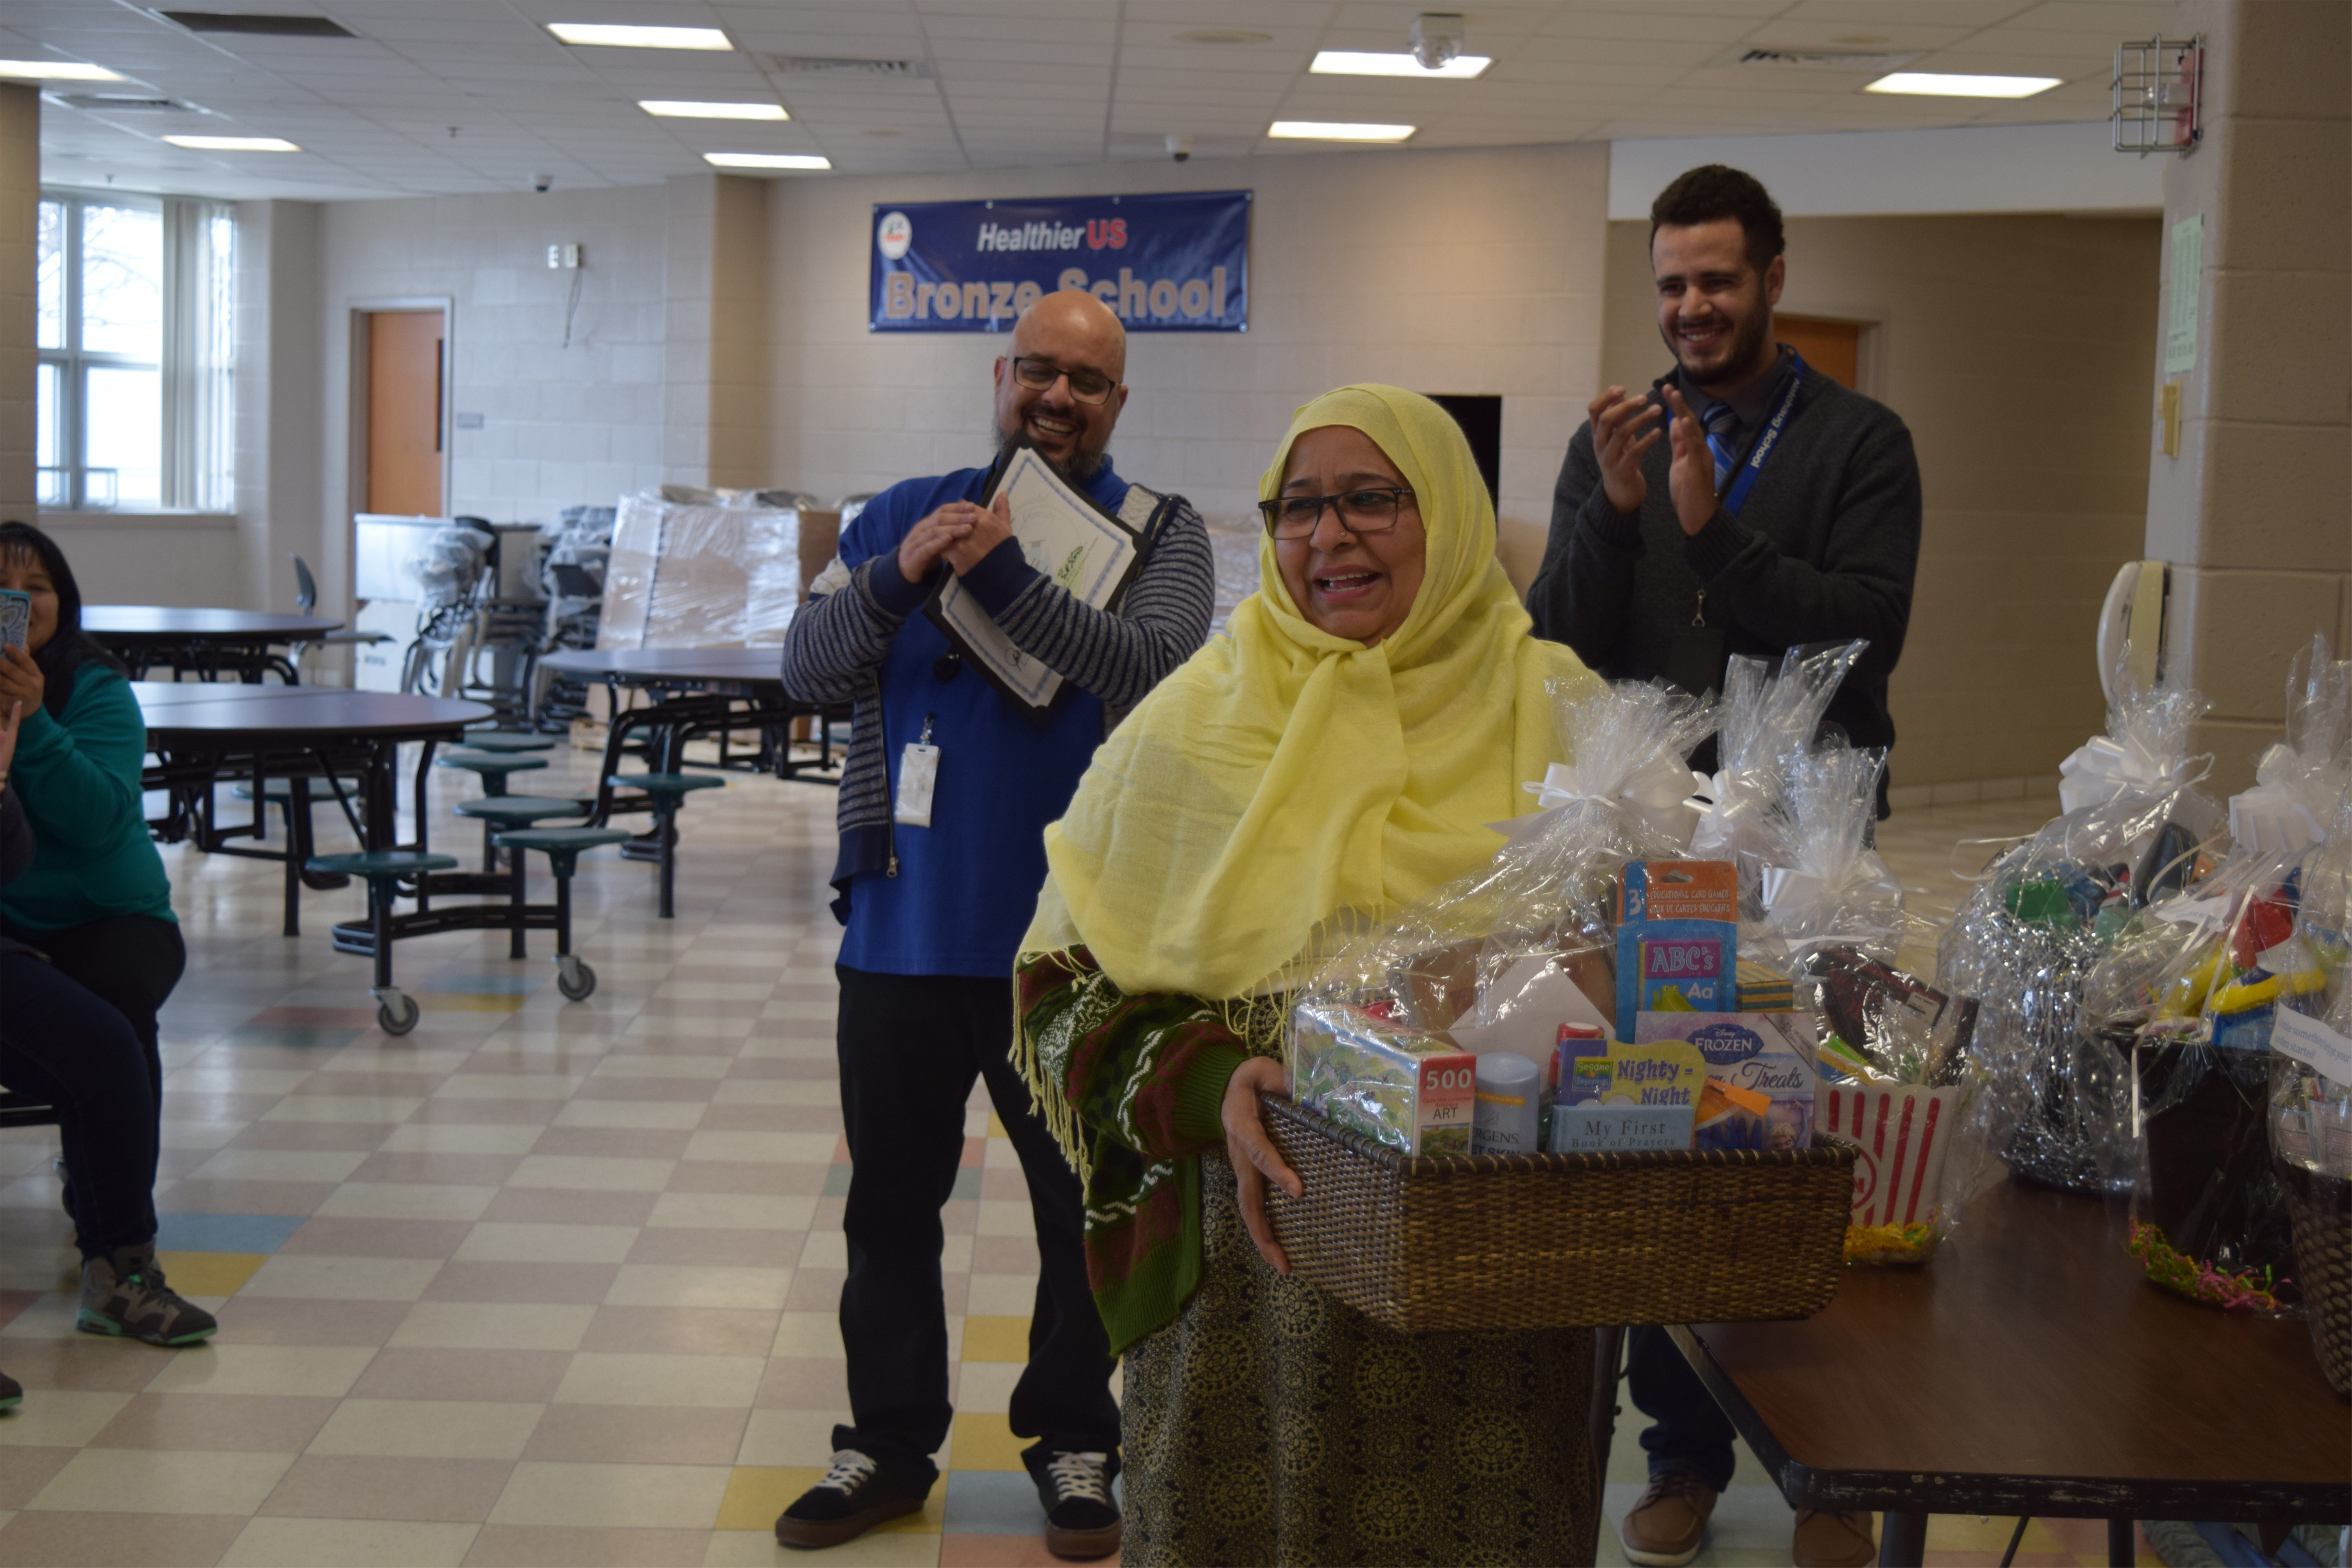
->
[1528,166,1920,1568]
[1528,164,1921,823]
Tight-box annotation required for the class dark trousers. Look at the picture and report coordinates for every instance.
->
[834,964,1119,1481]
[0,951,162,1259]
[1628,1325,1738,1492]
[0,915,185,1108]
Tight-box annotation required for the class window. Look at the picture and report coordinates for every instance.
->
[37,191,235,512]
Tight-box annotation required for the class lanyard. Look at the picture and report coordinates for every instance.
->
[1718,351,1808,517]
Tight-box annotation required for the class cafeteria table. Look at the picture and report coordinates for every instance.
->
[136,682,493,941]
[539,645,845,843]
[1666,1179,2350,1565]
[88,605,342,684]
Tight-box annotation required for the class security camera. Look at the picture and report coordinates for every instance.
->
[1166,134,1193,163]
[531,172,554,193]
[1411,12,1466,71]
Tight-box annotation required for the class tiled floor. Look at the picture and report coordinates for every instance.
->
[0,738,2097,1566]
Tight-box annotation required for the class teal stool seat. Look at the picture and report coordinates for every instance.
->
[607,772,725,795]
[494,827,633,1000]
[233,776,362,800]
[434,752,547,799]
[233,776,365,937]
[606,773,724,919]
[453,796,587,824]
[454,795,590,880]
[306,850,457,878]
[302,851,459,1036]
[459,731,558,754]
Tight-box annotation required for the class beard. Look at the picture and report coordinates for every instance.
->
[992,420,1107,484]
[1667,303,1774,391]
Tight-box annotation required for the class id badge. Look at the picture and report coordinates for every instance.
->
[1664,625,1728,699]
[894,742,941,828]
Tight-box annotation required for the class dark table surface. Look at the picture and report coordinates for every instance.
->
[134,682,491,741]
[87,605,342,640]
[1673,1179,2351,1520]
[539,645,783,685]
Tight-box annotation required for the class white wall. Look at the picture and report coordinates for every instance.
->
[314,183,674,581]
[1609,122,2165,222]
[764,142,1613,585]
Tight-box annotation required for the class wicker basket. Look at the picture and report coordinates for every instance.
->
[1261,1094,1857,1335]
[2276,1158,2352,1398]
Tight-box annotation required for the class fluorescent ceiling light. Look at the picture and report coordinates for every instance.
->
[704,152,829,170]
[1864,71,2059,98]
[641,99,786,120]
[547,22,729,50]
[1310,50,1490,79]
[1269,120,1414,142]
[0,61,122,80]
[164,134,300,151]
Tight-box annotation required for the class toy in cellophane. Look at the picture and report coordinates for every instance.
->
[1938,666,2222,1196]
[2121,635,2351,1312]
[1289,678,1716,1153]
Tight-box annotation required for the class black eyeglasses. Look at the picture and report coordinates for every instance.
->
[1256,487,1416,540]
[1008,356,1119,406]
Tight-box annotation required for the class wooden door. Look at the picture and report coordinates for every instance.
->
[366,309,444,514]
[1774,314,1861,388]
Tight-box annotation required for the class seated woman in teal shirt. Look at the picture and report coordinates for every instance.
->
[0,522,182,1096]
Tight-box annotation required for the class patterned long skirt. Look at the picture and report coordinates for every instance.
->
[1120,1153,1598,1567]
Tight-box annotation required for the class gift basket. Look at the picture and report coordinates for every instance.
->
[1939,667,2223,1195]
[1264,677,1856,1335]
[2085,636,2352,1333]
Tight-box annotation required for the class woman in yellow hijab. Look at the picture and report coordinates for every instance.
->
[1017,386,1605,1566]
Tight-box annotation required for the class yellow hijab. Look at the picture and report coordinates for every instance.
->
[1021,384,1601,999]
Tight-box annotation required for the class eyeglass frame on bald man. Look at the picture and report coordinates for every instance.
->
[1256,486,1416,540]
[1007,355,1120,407]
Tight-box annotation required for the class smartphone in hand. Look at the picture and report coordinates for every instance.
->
[0,590,28,653]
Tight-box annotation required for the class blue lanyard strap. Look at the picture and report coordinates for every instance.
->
[1719,351,1807,517]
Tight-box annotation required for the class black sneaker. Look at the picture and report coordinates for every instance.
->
[0,1368,20,1411]
[774,1448,932,1550]
[1033,1449,1121,1561]
[77,1250,217,1347]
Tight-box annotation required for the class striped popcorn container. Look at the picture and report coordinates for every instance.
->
[1818,1083,1959,1261]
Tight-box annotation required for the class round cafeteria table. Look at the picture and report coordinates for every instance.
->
[539,644,841,814]
[137,682,492,940]
[89,605,343,684]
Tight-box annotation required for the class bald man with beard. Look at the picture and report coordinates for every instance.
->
[778,290,1213,1558]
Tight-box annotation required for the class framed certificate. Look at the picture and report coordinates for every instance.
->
[924,446,1143,715]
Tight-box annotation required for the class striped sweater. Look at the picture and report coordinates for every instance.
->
[782,470,1215,920]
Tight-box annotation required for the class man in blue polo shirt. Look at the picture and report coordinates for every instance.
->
[777,290,1214,1559]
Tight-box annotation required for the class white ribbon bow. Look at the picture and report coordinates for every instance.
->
[2227,742,2333,858]
[1497,755,1708,848]
[1688,768,1769,858]
[2057,733,2178,815]
[1760,851,1903,939]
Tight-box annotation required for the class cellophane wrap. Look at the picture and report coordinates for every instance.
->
[1806,945,1991,1265]
[2271,797,2352,1183]
[1690,640,1865,875]
[1939,672,2222,1196]
[1749,744,1907,970]
[2106,636,2351,1310]
[1286,680,1716,1150]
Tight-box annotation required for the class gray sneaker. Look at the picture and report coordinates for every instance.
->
[77,1250,218,1347]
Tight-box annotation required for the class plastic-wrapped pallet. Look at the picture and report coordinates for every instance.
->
[597,487,839,650]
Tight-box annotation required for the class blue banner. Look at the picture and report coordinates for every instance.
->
[870,189,1249,334]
